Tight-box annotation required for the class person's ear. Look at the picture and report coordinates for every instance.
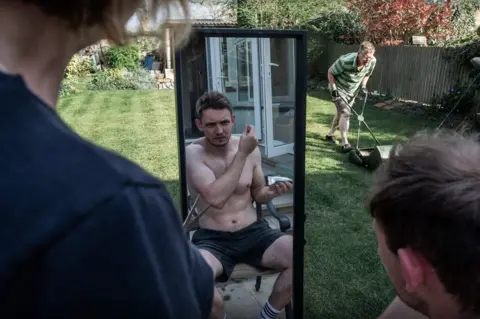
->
[231,114,236,125]
[195,119,203,131]
[398,248,428,293]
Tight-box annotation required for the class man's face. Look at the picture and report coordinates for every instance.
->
[195,108,235,147]
[373,220,428,315]
[359,50,375,65]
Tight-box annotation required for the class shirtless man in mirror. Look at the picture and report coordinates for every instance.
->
[186,91,293,319]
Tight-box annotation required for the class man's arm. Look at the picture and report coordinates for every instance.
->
[361,76,370,87]
[185,144,248,209]
[378,296,427,319]
[35,185,214,318]
[250,148,274,204]
[362,59,376,87]
[328,56,345,93]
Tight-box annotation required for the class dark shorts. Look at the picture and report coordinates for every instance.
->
[191,219,285,282]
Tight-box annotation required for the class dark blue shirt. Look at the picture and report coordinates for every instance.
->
[0,72,213,318]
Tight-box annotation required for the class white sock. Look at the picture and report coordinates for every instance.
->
[259,301,280,319]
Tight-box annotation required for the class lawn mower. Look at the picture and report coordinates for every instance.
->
[346,93,393,171]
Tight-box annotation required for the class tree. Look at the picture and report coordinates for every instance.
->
[308,6,365,44]
[449,0,480,40]
[189,0,237,22]
[236,0,339,29]
[346,0,454,45]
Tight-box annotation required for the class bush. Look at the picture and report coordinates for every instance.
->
[87,68,157,91]
[60,76,80,96]
[65,54,93,78]
[306,6,365,78]
[307,6,365,45]
[430,80,479,115]
[105,45,141,70]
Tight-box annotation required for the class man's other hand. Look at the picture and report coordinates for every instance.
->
[267,181,293,198]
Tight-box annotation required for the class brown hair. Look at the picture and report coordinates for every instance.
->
[368,130,480,315]
[15,0,191,46]
[195,91,233,120]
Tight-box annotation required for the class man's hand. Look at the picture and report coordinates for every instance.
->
[266,181,293,199]
[238,124,258,156]
[331,89,339,101]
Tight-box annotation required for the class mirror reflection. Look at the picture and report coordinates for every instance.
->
[178,36,297,318]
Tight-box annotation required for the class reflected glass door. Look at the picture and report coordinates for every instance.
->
[206,37,261,139]
[260,38,296,158]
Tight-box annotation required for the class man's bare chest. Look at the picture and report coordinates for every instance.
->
[205,154,254,194]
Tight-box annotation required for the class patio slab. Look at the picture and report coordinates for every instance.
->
[219,275,286,319]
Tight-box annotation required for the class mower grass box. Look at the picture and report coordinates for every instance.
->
[348,145,392,170]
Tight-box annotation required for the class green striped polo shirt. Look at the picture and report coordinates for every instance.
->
[329,52,376,99]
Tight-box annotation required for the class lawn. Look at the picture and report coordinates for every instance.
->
[58,89,438,318]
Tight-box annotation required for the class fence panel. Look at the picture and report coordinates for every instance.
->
[310,39,471,104]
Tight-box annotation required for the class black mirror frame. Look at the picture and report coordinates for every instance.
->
[174,28,308,319]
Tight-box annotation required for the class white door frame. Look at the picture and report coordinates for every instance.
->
[260,38,294,158]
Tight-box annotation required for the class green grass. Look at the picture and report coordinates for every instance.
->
[58,90,181,201]
[58,89,438,319]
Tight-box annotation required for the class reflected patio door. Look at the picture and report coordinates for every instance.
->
[206,37,262,140]
[260,38,295,158]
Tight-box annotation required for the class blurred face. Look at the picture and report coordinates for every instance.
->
[358,50,375,66]
[373,220,428,315]
[195,108,235,147]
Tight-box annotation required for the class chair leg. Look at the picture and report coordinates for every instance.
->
[285,301,293,319]
[255,276,262,291]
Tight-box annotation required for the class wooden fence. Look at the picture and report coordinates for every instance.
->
[310,39,473,104]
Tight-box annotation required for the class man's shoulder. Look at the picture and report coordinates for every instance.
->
[186,138,206,156]
[340,52,357,62]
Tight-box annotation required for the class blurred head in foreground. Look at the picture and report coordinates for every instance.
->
[0,0,190,106]
[368,130,480,318]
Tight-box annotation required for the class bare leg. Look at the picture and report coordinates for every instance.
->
[210,288,226,319]
[199,249,226,319]
[260,235,293,316]
[327,112,340,136]
[269,267,293,310]
[339,113,350,146]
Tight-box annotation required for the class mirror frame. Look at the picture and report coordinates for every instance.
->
[174,28,307,319]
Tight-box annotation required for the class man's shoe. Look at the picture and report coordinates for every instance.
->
[325,135,337,144]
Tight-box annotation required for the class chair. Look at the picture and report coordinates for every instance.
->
[184,175,294,319]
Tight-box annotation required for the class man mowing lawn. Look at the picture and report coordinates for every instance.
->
[325,41,376,152]
[0,1,214,318]
[369,131,480,319]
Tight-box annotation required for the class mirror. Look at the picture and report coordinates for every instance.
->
[175,29,307,319]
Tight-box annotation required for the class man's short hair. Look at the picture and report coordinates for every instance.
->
[368,130,480,315]
[195,91,233,120]
[16,0,190,45]
[359,41,375,54]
